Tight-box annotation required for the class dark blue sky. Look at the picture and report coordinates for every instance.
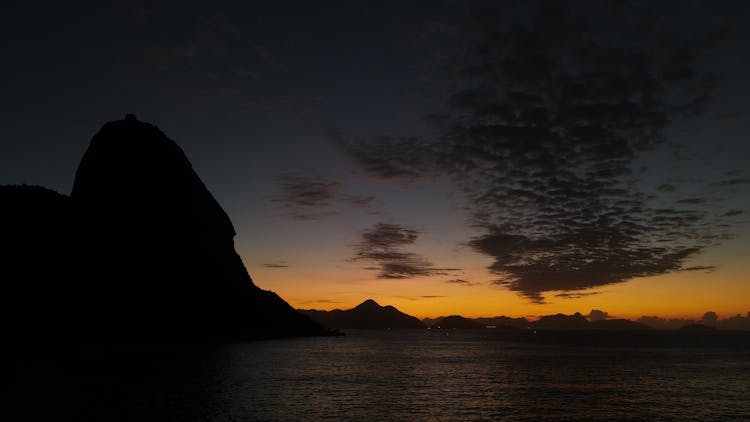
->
[2,1,749,317]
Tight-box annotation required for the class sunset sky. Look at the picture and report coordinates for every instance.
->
[2,1,749,320]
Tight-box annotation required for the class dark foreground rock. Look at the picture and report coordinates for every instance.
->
[2,115,329,341]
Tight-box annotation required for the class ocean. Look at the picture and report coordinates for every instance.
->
[12,329,750,421]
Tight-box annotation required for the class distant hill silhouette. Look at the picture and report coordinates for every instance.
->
[531,312,590,330]
[429,315,482,329]
[2,115,329,341]
[719,313,750,330]
[422,312,749,332]
[424,314,657,331]
[474,316,530,329]
[299,299,425,329]
[679,323,718,332]
[589,319,652,331]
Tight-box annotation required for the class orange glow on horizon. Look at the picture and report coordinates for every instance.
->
[251,265,750,322]
[244,234,750,322]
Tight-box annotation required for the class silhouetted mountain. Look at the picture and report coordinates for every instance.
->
[421,317,439,327]
[589,319,652,331]
[299,299,425,329]
[532,312,590,330]
[679,323,718,332]
[2,184,75,337]
[719,313,750,330]
[2,115,329,341]
[474,316,530,329]
[430,315,482,329]
[424,315,526,329]
[420,313,750,332]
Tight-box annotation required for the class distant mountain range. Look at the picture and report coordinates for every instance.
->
[303,300,749,332]
[300,302,657,331]
[299,299,426,329]
[431,313,652,331]
[304,301,667,331]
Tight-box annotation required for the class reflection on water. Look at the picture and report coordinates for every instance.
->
[12,330,750,420]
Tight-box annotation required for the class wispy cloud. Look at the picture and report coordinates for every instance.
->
[657,184,677,193]
[269,171,375,220]
[676,198,708,205]
[394,295,446,301]
[199,13,242,35]
[263,260,290,268]
[555,292,601,299]
[297,299,341,306]
[711,178,750,187]
[681,265,715,273]
[587,309,611,321]
[445,278,476,286]
[232,67,260,79]
[352,223,458,279]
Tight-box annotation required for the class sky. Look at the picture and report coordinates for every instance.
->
[2,0,749,320]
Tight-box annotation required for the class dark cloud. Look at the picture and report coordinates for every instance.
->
[298,299,340,305]
[340,194,377,208]
[701,311,718,325]
[675,198,707,205]
[681,265,715,273]
[587,309,610,322]
[555,291,600,299]
[336,2,739,302]
[198,13,242,35]
[446,278,476,286]
[711,178,750,187]
[232,67,260,79]
[713,112,750,123]
[331,132,436,181]
[723,210,744,217]
[269,171,376,220]
[657,184,677,193]
[352,223,458,279]
[394,295,447,301]
[263,261,289,268]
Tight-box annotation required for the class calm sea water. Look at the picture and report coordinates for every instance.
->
[13,329,750,421]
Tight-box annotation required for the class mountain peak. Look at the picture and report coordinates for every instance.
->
[300,300,425,329]
[357,299,382,308]
[71,115,237,242]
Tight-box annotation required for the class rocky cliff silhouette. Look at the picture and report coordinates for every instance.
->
[2,115,328,341]
[299,299,425,329]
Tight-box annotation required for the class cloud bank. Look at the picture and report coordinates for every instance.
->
[337,2,741,302]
